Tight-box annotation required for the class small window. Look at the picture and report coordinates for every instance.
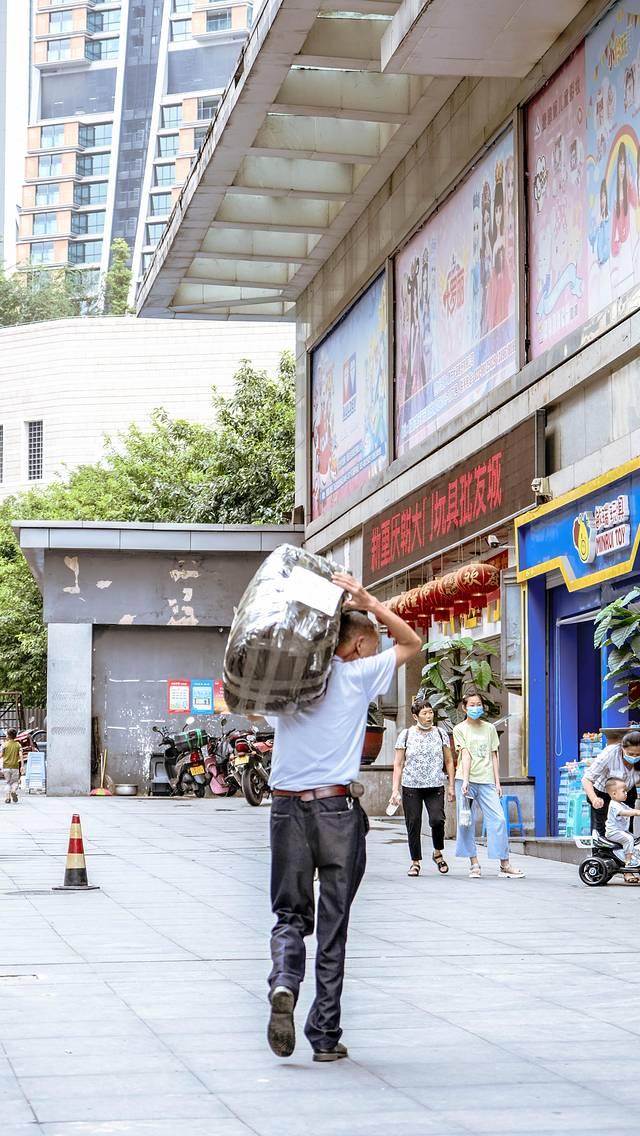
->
[47,38,71,61]
[154,163,175,186]
[85,37,119,61]
[30,242,54,266]
[172,18,191,41]
[197,95,219,121]
[38,154,62,177]
[41,124,64,149]
[49,11,72,33]
[36,183,60,206]
[146,222,166,247]
[157,134,179,157]
[74,181,108,206]
[33,212,57,236]
[79,123,112,148]
[27,421,44,482]
[149,192,171,215]
[161,105,182,128]
[77,152,110,176]
[68,240,103,265]
[206,10,231,31]
[173,0,192,11]
[71,211,105,235]
[194,125,208,149]
[87,9,120,33]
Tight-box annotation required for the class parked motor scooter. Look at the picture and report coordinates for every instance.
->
[229,725,274,806]
[17,725,46,757]
[209,714,257,797]
[151,717,210,798]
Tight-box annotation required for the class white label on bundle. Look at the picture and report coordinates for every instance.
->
[287,566,342,617]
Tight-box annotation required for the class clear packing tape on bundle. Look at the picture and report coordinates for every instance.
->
[223,544,345,715]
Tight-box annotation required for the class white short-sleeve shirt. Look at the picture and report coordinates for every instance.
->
[269,648,397,791]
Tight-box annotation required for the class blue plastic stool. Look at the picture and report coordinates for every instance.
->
[481,794,524,837]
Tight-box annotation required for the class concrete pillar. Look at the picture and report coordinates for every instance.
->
[46,623,92,795]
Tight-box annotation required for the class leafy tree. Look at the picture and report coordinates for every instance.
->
[594,588,640,714]
[0,240,133,326]
[2,351,295,702]
[103,238,133,316]
[0,267,95,326]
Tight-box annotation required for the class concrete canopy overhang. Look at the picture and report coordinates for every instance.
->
[13,521,304,590]
[136,0,588,321]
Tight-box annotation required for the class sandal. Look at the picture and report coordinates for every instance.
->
[624,873,640,885]
[432,852,449,874]
[407,862,421,876]
[468,864,482,878]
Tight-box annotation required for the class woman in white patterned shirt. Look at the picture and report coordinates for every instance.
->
[390,700,455,876]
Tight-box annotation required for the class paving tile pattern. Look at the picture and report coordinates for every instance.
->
[0,797,638,1135]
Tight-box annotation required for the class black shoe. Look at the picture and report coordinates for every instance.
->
[268,987,295,1057]
[313,1043,348,1063]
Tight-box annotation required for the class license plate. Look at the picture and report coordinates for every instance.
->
[190,765,205,776]
[233,755,250,766]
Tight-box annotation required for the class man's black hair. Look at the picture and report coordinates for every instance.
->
[622,730,640,748]
[338,610,378,646]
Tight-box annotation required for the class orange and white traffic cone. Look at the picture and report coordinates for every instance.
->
[53,814,100,891]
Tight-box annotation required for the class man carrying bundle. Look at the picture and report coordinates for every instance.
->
[267,572,421,1062]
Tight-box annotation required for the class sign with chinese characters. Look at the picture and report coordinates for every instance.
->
[363,418,537,585]
[167,679,190,714]
[191,679,214,715]
[395,129,517,456]
[310,273,389,519]
[517,464,640,591]
[573,494,631,564]
[528,0,640,358]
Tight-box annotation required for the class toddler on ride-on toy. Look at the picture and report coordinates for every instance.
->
[579,777,640,886]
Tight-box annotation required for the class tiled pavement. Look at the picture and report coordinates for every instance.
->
[0,795,639,1135]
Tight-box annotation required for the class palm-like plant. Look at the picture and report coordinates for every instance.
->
[419,635,502,726]
[594,587,640,714]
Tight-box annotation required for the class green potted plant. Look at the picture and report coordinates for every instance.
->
[361,702,385,765]
[594,587,640,717]
[419,635,503,726]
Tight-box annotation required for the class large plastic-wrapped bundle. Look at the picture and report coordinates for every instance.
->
[224,544,344,715]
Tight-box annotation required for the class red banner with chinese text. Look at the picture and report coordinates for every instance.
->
[362,419,537,586]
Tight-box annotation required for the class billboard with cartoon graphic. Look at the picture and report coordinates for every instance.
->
[310,273,388,520]
[529,0,640,357]
[394,129,517,457]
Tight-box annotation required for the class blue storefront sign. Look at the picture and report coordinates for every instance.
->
[516,458,640,590]
[191,679,214,715]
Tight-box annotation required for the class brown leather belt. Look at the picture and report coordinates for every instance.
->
[272,785,348,802]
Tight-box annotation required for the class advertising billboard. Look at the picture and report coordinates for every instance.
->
[395,129,517,457]
[310,273,388,520]
[529,0,640,357]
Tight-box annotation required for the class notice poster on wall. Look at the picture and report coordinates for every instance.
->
[529,0,640,357]
[191,679,214,715]
[395,129,517,456]
[310,273,389,520]
[167,679,190,714]
[213,679,229,713]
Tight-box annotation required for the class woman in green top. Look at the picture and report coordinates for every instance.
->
[452,692,524,879]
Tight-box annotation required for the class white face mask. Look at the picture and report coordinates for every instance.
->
[416,719,433,730]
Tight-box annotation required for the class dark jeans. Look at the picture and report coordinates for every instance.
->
[269,794,368,1052]
[591,786,637,836]
[402,785,446,860]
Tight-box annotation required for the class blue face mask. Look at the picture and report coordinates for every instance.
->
[623,753,640,765]
[467,706,484,720]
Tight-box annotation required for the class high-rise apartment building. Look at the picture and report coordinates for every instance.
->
[16,0,252,287]
[1,2,30,271]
